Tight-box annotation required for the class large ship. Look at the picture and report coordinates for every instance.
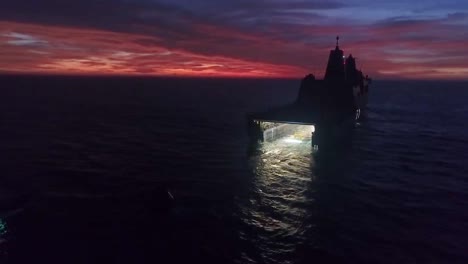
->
[248,36,371,150]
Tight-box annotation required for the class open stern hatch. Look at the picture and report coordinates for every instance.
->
[248,120,318,149]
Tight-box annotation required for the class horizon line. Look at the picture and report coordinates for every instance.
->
[1,72,468,82]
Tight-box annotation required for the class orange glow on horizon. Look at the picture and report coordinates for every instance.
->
[1,21,468,80]
[0,21,307,78]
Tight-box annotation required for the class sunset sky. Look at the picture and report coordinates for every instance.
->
[1,0,468,79]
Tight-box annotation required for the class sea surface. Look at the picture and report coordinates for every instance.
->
[0,76,467,263]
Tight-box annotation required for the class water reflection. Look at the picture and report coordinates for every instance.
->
[239,138,316,263]
[0,218,8,261]
[0,219,7,236]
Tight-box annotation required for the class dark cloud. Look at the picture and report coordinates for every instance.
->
[204,0,345,12]
[375,16,436,27]
[446,12,468,20]
[0,0,343,41]
[1,0,195,32]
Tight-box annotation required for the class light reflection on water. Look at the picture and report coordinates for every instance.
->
[239,138,316,263]
[0,218,7,260]
[0,219,6,236]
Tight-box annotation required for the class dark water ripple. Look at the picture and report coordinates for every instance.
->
[0,77,468,263]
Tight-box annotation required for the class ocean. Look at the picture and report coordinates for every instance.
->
[0,76,467,263]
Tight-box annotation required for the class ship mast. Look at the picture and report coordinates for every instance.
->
[325,36,345,81]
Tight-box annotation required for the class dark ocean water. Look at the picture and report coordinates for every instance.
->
[0,76,467,263]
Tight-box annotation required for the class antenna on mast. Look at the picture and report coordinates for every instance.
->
[336,36,339,48]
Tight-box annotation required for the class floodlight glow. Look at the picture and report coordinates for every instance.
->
[254,121,315,143]
[283,138,302,144]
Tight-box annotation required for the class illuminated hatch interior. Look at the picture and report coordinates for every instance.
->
[253,121,315,144]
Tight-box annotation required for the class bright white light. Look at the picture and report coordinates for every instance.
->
[283,138,302,144]
[258,121,315,142]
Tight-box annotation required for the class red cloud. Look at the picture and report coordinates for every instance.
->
[0,21,306,78]
[0,20,467,79]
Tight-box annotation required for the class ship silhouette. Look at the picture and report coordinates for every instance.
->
[248,36,371,150]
